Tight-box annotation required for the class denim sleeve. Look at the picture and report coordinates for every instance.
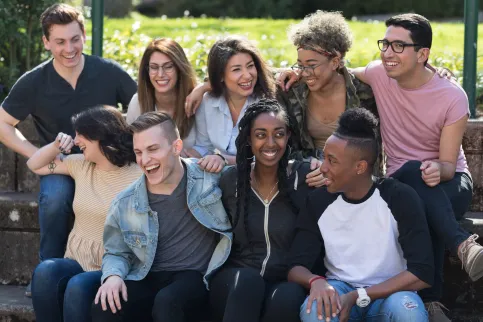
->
[193,97,214,157]
[101,202,134,283]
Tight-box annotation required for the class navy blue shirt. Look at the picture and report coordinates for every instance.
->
[1,54,136,146]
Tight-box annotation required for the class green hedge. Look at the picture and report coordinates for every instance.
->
[0,0,61,102]
[136,0,464,19]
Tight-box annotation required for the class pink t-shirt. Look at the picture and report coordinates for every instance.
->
[364,60,469,176]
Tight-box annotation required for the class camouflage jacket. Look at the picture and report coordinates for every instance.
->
[277,67,378,159]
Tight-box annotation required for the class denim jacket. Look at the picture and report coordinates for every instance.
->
[100,158,233,288]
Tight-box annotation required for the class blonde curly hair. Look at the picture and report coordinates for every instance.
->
[288,10,353,58]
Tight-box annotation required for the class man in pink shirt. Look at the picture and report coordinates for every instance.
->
[352,13,482,322]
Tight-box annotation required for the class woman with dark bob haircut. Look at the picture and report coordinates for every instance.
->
[192,36,277,173]
[210,99,319,322]
[27,106,142,322]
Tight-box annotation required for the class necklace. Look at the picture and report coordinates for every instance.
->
[252,175,279,204]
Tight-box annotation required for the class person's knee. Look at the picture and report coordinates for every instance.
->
[267,282,306,311]
[300,297,339,322]
[379,292,427,322]
[32,260,63,291]
[152,288,183,321]
[394,161,423,178]
[64,274,92,302]
[263,283,306,321]
[231,268,265,295]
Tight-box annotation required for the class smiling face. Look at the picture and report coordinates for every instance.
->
[223,53,258,99]
[43,21,86,70]
[296,48,338,92]
[148,51,178,95]
[250,112,290,168]
[133,125,182,188]
[380,26,428,81]
[74,132,101,163]
[320,135,360,194]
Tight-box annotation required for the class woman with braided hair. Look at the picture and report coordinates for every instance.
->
[209,98,318,322]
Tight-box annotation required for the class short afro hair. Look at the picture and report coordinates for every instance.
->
[288,10,352,58]
[334,108,379,166]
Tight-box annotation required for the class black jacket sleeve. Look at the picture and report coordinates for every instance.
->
[288,188,333,271]
[380,179,434,286]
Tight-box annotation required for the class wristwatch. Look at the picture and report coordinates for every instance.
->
[213,150,228,166]
[356,288,371,308]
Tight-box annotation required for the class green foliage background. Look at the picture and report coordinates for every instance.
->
[90,15,483,112]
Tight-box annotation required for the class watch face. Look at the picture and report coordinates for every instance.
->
[356,297,371,308]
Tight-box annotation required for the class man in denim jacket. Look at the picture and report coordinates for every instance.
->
[91,112,232,322]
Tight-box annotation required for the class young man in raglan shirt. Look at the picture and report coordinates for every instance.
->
[289,108,433,322]
[351,13,482,321]
[0,3,136,296]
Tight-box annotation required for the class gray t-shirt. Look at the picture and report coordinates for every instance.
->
[148,169,216,273]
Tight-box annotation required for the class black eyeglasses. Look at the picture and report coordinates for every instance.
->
[146,62,175,75]
[291,62,325,76]
[377,39,423,53]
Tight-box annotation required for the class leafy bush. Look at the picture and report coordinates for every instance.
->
[0,0,60,102]
[95,19,482,115]
[134,0,464,19]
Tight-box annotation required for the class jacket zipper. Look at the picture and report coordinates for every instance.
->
[260,204,271,277]
[251,188,279,277]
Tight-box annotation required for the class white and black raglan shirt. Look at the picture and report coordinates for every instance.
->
[290,178,434,287]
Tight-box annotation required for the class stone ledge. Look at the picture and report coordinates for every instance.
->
[0,193,38,230]
[0,285,34,322]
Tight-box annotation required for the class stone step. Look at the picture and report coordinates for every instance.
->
[0,283,482,322]
[0,193,39,285]
[0,285,34,322]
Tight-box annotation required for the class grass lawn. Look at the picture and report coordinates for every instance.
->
[83,14,483,113]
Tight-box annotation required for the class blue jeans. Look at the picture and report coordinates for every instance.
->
[391,161,473,301]
[38,175,75,261]
[31,258,102,322]
[301,280,428,322]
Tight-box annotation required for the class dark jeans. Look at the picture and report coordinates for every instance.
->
[31,258,102,322]
[91,270,208,322]
[391,160,473,301]
[210,267,307,322]
[39,175,75,261]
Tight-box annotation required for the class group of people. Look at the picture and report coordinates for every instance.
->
[0,3,481,322]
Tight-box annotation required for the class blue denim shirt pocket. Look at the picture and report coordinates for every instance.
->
[122,231,148,263]
[196,185,231,229]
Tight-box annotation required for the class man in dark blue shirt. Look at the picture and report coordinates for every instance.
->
[0,3,136,296]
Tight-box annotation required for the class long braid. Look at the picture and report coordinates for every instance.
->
[233,98,298,245]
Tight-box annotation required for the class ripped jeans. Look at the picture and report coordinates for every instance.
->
[300,280,428,322]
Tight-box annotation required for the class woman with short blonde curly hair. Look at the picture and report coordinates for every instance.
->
[278,10,378,160]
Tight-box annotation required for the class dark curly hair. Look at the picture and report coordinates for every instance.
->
[334,108,379,167]
[233,98,297,243]
[71,106,135,167]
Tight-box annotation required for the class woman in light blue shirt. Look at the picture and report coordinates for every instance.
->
[193,36,276,173]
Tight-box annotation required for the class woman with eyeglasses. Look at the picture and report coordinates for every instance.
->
[127,38,201,158]
[277,11,453,160]
[277,10,378,160]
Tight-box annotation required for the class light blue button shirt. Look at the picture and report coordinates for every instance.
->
[193,92,259,157]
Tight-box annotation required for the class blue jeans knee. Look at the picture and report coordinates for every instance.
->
[377,292,428,322]
[64,271,102,322]
[38,174,75,260]
[300,297,340,322]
